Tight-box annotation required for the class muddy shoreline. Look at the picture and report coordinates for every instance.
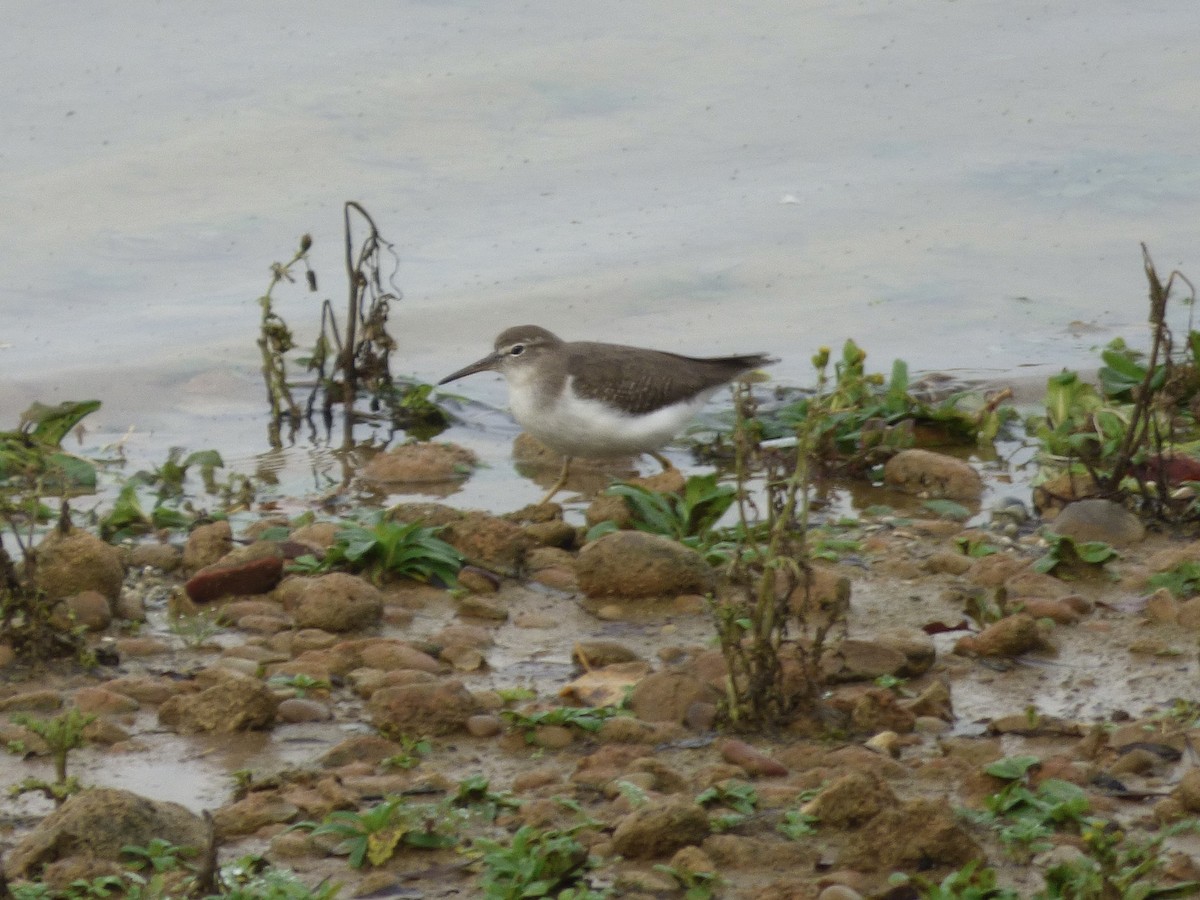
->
[4,440,1200,899]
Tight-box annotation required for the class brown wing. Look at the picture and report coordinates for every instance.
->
[566,342,774,415]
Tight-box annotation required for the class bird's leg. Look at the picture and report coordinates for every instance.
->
[538,456,573,505]
[650,451,674,472]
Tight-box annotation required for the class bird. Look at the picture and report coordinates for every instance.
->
[438,325,775,504]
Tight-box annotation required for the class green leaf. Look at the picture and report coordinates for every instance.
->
[984,755,1040,781]
[922,499,972,521]
[21,400,102,446]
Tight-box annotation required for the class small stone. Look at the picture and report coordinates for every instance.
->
[185,542,284,603]
[864,731,903,758]
[466,714,503,737]
[572,640,641,668]
[293,573,383,632]
[611,800,710,860]
[719,738,788,777]
[73,687,139,716]
[360,442,476,484]
[1049,498,1145,546]
[0,690,64,713]
[157,672,279,734]
[6,788,207,878]
[1173,768,1200,812]
[456,594,509,621]
[954,613,1047,657]
[359,640,442,673]
[441,644,485,671]
[883,449,983,501]
[522,520,577,549]
[818,886,865,900]
[368,679,479,736]
[56,590,113,632]
[531,725,574,749]
[457,566,500,593]
[128,542,182,572]
[1018,596,1084,625]
[183,520,234,573]
[577,531,715,599]
[440,512,532,576]
[276,697,332,723]
[628,671,721,724]
[34,528,125,602]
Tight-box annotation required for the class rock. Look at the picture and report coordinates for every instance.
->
[576,531,715,599]
[288,521,340,553]
[7,787,208,878]
[903,679,954,721]
[185,542,285,603]
[183,520,233,573]
[102,676,181,705]
[1178,598,1200,629]
[368,679,479,736]
[0,690,64,713]
[319,735,403,768]
[719,739,788,777]
[293,573,383,632]
[54,590,113,632]
[585,494,634,530]
[628,671,721,724]
[360,442,476,484]
[441,512,532,576]
[441,644,485,671]
[1018,596,1084,625]
[1032,470,1101,512]
[838,798,982,870]
[456,593,510,620]
[1049,498,1145,546]
[824,639,907,682]
[386,502,464,528]
[610,800,710,859]
[458,566,501,593]
[158,671,279,734]
[522,520,577,549]
[573,640,642,668]
[871,627,937,677]
[431,623,494,649]
[276,697,332,723]
[467,714,503,737]
[802,771,896,828]
[127,542,182,572]
[73,687,139,716]
[213,791,301,838]
[883,449,983,501]
[954,612,1047,657]
[925,551,973,575]
[818,887,865,900]
[849,688,917,734]
[788,565,853,624]
[1173,769,1200,813]
[34,527,124,602]
[358,640,442,673]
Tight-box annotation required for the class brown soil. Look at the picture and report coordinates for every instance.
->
[4,481,1200,899]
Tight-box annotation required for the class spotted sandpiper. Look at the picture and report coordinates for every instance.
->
[438,325,776,504]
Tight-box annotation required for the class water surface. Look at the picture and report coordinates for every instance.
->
[3,1,1197,498]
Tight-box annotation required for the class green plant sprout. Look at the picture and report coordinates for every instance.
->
[9,707,96,805]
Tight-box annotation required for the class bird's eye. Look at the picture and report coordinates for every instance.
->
[509,344,525,357]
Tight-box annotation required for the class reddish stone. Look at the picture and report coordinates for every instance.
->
[186,553,284,603]
[719,738,788,777]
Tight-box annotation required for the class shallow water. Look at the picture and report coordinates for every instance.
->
[2,1,1197,505]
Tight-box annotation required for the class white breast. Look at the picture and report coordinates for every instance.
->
[506,373,715,458]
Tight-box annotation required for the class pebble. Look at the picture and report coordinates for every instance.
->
[276,697,333,723]
[465,714,503,738]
